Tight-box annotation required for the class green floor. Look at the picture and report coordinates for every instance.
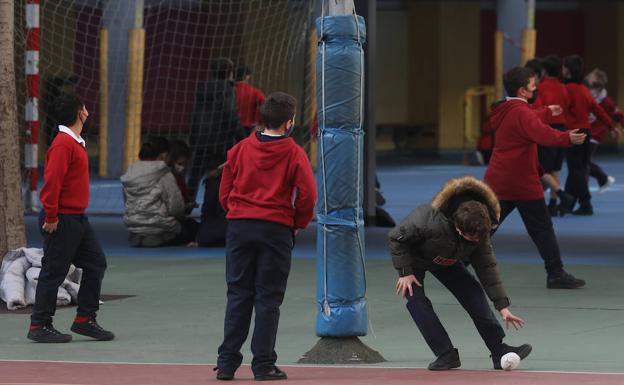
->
[1,257,623,373]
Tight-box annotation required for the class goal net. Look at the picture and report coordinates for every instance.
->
[14,0,318,213]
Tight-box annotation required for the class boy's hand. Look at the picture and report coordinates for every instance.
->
[569,129,586,145]
[610,126,622,140]
[42,221,58,234]
[547,105,563,116]
[499,307,525,330]
[395,275,422,298]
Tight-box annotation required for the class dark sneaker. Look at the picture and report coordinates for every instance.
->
[492,343,532,370]
[71,318,115,341]
[557,192,575,216]
[27,324,72,343]
[213,367,234,381]
[254,366,288,381]
[547,271,586,289]
[428,348,461,371]
[572,205,593,216]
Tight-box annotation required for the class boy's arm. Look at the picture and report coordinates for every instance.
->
[292,150,317,229]
[520,109,572,147]
[40,144,72,223]
[218,159,234,212]
[590,98,614,128]
[388,206,429,277]
[468,237,510,310]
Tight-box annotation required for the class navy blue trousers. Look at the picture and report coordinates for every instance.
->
[32,212,107,325]
[217,219,293,375]
[406,263,505,357]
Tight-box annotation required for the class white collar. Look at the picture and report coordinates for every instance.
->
[58,125,86,147]
[505,96,528,103]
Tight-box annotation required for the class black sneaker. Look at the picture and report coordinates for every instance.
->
[213,367,234,381]
[492,343,532,370]
[572,205,593,216]
[27,324,72,343]
[70,318,115,341]
[557,192,575,216]
[428,348,461,370]
[254,366,288,381]
[547,271,586,289]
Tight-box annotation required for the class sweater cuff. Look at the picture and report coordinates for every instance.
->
[493,297,511,311]
[397,266,415,277]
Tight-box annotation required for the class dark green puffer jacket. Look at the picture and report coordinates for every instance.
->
[388,176,510,310]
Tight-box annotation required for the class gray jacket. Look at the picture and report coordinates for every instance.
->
[121,160,185,236]
[388,176,509,310]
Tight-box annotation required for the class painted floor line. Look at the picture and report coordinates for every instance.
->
[2,359,623,376]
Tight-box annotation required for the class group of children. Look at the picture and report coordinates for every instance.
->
[27,55,618,380]
[120,58,268,248]
[480,55,622,217]
[29,84,317,381]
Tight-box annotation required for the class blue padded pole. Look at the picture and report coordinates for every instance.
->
[315,14,368,337]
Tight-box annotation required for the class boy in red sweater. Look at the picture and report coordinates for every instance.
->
[28,94,113,343]
[533,55,573,216]
[585,68,622,192]
[562,56,615,215]
[215,92,317,381]
[234,65,266,134]
[484,67,586,289]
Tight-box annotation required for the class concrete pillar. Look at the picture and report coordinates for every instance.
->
[497,0,528,73]
[102,0,140,177]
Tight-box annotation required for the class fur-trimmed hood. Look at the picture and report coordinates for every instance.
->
[431,176,501,228]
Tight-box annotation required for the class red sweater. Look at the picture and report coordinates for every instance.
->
[219,133,317,229]
[40,132,90,222]
[534,77,569,125]
[234,81,266,128]
[590,96,623,143]
[484,100,572,200]
[565,83,613,130]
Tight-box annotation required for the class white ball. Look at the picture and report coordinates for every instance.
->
[500,352,521,371]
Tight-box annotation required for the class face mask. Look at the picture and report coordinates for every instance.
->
[173,164,185,175]
[80,114,90,134]
[527,88,538,104]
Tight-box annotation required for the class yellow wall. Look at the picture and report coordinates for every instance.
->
[406,2,439,127]
[437,2,480,151]
[375,2,480,152]
[376,10,408,124]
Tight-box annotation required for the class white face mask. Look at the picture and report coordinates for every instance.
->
[173,164,185,175]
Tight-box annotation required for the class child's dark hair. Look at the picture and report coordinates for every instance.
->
[169,140,191,162]
[148,136,170,156]
[542,55,562,77]
[210,57,234,80]
[138,142,159,160]
[235,65,251,82]
[563,55,584,84]
[503,66,535,97]
[54,93,84,127]
[260,92,296,129]
[524,58,543,78]
[453,201,491,240]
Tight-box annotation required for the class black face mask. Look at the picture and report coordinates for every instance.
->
[80,115,90,134]
[527,88,538,104]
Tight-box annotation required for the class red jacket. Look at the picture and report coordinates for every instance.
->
[219,133,317,229]
[590,95,623,143]
[40,132,90,223]
[234,81,266,128]
[484,100,572,201]
[565,83,613,130]
[534,77,569,125]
